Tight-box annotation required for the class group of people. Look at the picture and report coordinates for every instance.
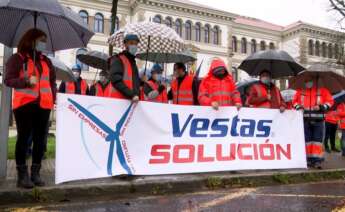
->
[4,30,345,189]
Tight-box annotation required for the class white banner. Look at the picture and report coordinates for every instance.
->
[56,94,307,184]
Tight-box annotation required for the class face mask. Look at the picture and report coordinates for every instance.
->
[156,74,162,82]
[306,81,313,88]
[35,41,46,52]
[261,77,271,85]
[73,71,81,79]
[128,45,138,56]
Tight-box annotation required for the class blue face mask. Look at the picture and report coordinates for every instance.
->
[128,45,138,56]
[35,41,47,52]
[156,74,162,82]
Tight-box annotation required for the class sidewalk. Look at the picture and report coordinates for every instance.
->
[1,153,345,206]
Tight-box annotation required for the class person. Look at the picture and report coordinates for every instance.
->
[338,102,345,157]
[5,29,56,188]
[89,70,110,97]
[168,63,198,105]
[246,70,286,112]
[292,76,334,169]
[142,64,168,103]
[198,58,242,110]
[109,34,141,102]
[58,64,89,95]
[324,107,340,153]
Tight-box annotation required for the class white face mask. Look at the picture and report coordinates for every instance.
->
[261,77,271,85]
[306,81,313,88]
[73,71,81,79]
[35,41,47,52]
[128,45,138,56]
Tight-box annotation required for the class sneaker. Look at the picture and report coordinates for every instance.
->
[313,162,322,169]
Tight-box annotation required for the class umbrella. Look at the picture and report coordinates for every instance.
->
[289,63,345,93]
[238,50,305,78]
[0,0,94,51]
[136,49,197,63]
[77,50,109,71]
[281,89,296,102]
[235,78,260,104]
[333,90,345,105]
[47,56,75,82]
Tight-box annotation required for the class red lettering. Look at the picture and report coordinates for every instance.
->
[276,144,291,160]
[173,145,195,163]
[216,144,236,161]
[238,144,253,160]
[197,145,214,162]
[259,144,275,160]
[149,145,171,164]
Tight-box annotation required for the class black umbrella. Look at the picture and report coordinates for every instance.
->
[47,56,75,82]
[77,50,109,71]
[235,78,260,104]
[238,50,305,78]
[0,0,94,51]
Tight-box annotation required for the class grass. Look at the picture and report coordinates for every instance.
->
[8,136,56,160]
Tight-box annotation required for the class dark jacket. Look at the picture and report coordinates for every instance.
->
[58,77,90,95]
[109,51,140,99]
[5,52,57,102]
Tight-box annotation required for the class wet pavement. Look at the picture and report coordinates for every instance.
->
[5,180,345,212]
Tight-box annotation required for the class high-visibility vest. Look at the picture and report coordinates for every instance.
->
[12,53,54,110]
[93,82,107,97]
[325,110,339,124]
[171,75,194,105]
[247,83,282,108]
[306,142,324,160]
[144,80,168,103]
[337,103,345,129]
[66,79,88,95]
[108,54,133,99]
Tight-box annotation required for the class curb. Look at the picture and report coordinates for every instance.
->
[1,168,345,206]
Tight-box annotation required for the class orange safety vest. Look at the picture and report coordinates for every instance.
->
[247,83,281,108]
[144,80,168,103]
[337,103,345,129]
[12,53,54,110]
[66,79,88,95]
[171,75,194,105]
[325,110,339,124]
[108,54,133,99]
[93,82,107,97]
[306,142,324,160]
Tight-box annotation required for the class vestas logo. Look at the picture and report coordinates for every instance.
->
[67,98,134,175]
[171,113,273,138]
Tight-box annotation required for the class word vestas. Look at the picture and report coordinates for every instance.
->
[171,113,272,138]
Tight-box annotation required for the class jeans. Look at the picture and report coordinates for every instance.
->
[341,130,345,156]
[324,122,338,150]
[304,120,325,163]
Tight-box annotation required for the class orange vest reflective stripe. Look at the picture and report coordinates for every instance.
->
[12,54,54,110]
[144,80,168,103]
[108,54,133,99]
[300,88,321,108]
[306,142,324,159]
[66,79,88,95]
[171,75,194,105]
[249,83,281,108]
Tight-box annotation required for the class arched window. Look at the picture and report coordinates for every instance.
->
[110,16,120,32]
[204,24,210,43]
[94,13,104,33]
[315,41,320,56]
[153,15,162,24]
[308,40,314,55]
[241,38,247,54]
[322,42,327,57]
[76,48,89,71]
[185,21,192,40]
[269,42,275,50]
[195,23,201,42]
[175,19,182,37]
[79,10,89,25]
[335,44,339,59]
[165,17,172,28]
[232,36,237,52]
[251,39,257,53]
[260,41,266,51]
[213,26,219,45]
[328,43,333,58]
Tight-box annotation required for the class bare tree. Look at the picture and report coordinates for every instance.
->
[109,0,119,56]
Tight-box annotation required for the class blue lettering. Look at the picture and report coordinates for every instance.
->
[190,119,209,137]
[240,119,256,137]
[210,119,229,137]
[171,113,193,137]
[230,116,240,137]
[256,120,272,137]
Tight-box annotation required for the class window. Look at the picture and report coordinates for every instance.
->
[204,24,210,43]
[322,42,327,57]
[335,44,339,59]
[76,48,89,71]
[79,10,89,25]
[213,26,219,45]
[251,39,257,53]
[165,17,172,28]
[195,23,201,42]
[241,38,247,54]
[185,21,192,40]
[328,43,333,58]
[232,36,237,52]
[308,40,314,55]
[109,16,120,33]
[175,19,182,37]
[269,42,275,50]
[260,41,266,51]
[94,13,104,33]
[315,41,320,56]
[153,15,162,24]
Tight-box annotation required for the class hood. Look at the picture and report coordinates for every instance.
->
[206,58,228,78]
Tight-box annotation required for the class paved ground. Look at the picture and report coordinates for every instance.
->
[4,180,345,212]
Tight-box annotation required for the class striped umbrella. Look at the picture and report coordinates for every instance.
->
[0,0,94,51]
